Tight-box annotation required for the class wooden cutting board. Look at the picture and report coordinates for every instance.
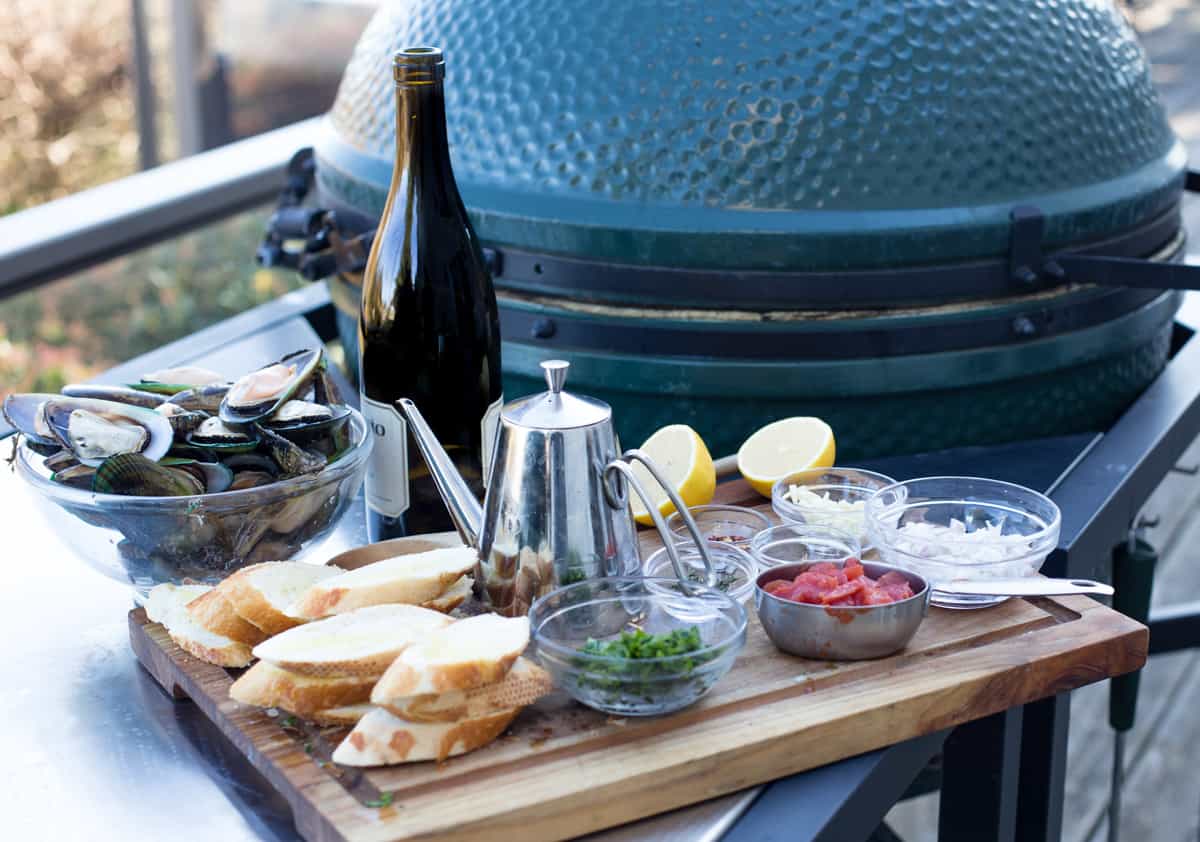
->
[129,480,1147,842]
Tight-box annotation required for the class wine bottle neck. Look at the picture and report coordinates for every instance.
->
[393,80,455,185]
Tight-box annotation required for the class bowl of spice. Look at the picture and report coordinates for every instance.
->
[643,539,758,610]
[771,467,897,550]
[664,504,771,549]
[864,476,1061,609]
[529,577,746,716]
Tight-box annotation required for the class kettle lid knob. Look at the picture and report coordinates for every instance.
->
[541,359,569,393]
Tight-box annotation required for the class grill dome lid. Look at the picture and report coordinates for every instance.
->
[318,0,1185,275]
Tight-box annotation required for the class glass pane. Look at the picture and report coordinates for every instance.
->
[0,204,305,398]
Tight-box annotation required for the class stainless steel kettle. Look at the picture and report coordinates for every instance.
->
[399,360,713,616]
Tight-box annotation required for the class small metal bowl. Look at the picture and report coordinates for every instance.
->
[754,561,930,660]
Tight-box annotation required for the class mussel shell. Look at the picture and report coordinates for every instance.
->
[255,423,326,477]
[221,452,279,475]
[219,349,322,426]
[133,365,225,395]
[91,453,204,496]
[51,463,97,489]
[62,384,165,409]
[42,449,79,472]
[268,404,352,449]
[165,383,231,413]
[265,399,334,426]
[42,397,173,467]
[187,417,258,454]
[24,439,63,457]
[160,458,234,493]
[155,403,209,436]
[2,393,61,446]
[312,366,346,406]
[227,470,275,491]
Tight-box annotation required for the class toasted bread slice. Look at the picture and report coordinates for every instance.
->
[309,704,373,727]
[375,657,552,722]
[187,588,269,646]
[221,561,340,635]
[146,583,254,667]
[372,614,530,698]
[251,604,452,678]
[146,583,211,626]
[288,547,477,619]
[421,576,473,614]
[331,706,518,766]
[229,661,376,715]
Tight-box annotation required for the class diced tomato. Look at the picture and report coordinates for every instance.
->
[786,580,828,604]
[843,559,864,580]
[807,562,840,577]
[821,578,865,605]
[764,561,915,606]
[764,579,792,596]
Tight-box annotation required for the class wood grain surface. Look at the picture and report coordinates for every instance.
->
[129,479,1148,842]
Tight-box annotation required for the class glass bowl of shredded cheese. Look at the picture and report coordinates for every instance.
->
[771,468,897,549]
[864,476,1061,609]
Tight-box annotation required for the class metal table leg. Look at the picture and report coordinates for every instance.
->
[1015,695,1070,842]
[938,708,1024,842]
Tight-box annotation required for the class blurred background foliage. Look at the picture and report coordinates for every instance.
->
[0,0,373,399]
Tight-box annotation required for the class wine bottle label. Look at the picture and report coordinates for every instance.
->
[361,395,409,518]
[481,395,503,484]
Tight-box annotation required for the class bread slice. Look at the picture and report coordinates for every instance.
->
[251,604,452,678]
[221,561,341,635]
[371,614,530,698]
[288,546,477,619]
[331,706,518,766]
[421,575,473,614]
[310,704,373,727]
[229,661,376,716]
[146,583,254,667]
[146,583,211,626]
[187,588,269,646]
[375,657,552,722]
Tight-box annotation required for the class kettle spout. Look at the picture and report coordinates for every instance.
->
[396,398,484,547]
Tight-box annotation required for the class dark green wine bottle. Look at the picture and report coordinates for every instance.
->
[358,46,502,541]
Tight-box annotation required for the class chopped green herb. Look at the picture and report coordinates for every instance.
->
[364,792,394,808]
[684,565,740,592]
[580,626,705,660]
[303,741,313,754]
[573,626,717,706]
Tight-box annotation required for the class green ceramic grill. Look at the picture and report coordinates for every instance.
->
[266,0,1196,458]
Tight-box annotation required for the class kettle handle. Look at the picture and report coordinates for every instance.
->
[604,449,717,593]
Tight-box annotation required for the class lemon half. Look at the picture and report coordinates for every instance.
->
[737,416,836,497]
[628,424,716,526]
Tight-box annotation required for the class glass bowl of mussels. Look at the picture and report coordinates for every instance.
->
[4,349,371,602]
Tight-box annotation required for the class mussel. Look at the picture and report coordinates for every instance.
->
[187,417,259,454]
[165,383,231,414]
[155,402,208,436]
[41,397,174,467]
[261,400,351,446]
[133,366,225,395]
[2,393,62,447]
[255,423,326,477]
[219,349,321,426]
[61,384,165,409]
[92,453,205,496]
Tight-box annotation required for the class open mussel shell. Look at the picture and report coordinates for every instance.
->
[186,416,259,454]
[61,384,165,409]
[91,453,205,496]
[255,423,326,477]
[41,397,173,467]
[219,349,322,426]
[165,383,231,413]
[2,393,62,447]
[155,402,209,435]
[262,401,351,445]
[43,449,79,473]
[51,463,97,489]
[131,365,225,395]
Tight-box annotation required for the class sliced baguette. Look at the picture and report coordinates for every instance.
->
[421,575,473,614]
[187,588,268,646]
[331,706,518,766]
[375,657,552,722]
[251,604,452,678]
[221,561,341,635]
[146,583,211,626]
[372,614,530,697]
[289,546,477,619]
[229,661,376,715]
[146,583,254,667]
[309,704,373,727]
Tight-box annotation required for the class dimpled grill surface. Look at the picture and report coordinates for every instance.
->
[320,0,1183,272]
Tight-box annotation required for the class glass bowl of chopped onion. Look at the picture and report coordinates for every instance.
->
[864,476,1061,609]
[771,468,897,550]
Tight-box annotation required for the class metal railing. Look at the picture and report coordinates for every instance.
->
[0,117,320,298]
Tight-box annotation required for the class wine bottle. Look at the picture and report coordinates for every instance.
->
[358,46,502,541]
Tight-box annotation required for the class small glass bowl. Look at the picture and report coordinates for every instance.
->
[771,467,897,549]
[529,577,747,716]
[665,504,771,549]
[750,523,862,571]
[864,476,1061,609]
[643,539,758,609]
